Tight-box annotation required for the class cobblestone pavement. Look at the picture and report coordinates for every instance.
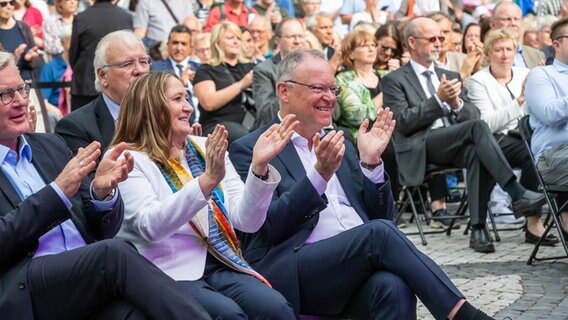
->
[401,216,568,320]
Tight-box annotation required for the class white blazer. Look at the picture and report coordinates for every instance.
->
[108,135,281,280]
[467,66,530,134]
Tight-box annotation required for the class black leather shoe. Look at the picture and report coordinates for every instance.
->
[512,190,546,215]
[430,208,461,229]
[525,229,559,246]
[469,227,495,253]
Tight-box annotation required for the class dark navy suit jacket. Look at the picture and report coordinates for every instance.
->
[228,119,395,312]
[0,133,123,319]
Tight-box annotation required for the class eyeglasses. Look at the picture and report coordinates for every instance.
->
[285,80,342,96]
[379,45,399,55]
[102,56,152,71]
[413,36,445,43]
[0,83,31,105]
[556,35,568,41]
[0,0,15,7]
[280,34,305,40]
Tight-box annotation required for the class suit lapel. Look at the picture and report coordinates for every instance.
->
[0,170,22,210]
[402,64,428,101]
[276,142,307,182]
[94,97,115,152]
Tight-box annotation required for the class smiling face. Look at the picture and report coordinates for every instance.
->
[279,55,336,139]
[0,63,30,150]
[217,28,241,59]
[376,36,398,64]
[166,76,193,147]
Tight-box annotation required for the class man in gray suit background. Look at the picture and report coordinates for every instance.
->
[382,17,546,253]
[253,17,307,127]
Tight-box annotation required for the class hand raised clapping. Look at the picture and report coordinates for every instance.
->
[357,108,396,165]
[199,125,228,194]
[251,114,298,177]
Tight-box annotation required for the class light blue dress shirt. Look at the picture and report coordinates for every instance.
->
[0,136,118,257]
[525,59,568,162]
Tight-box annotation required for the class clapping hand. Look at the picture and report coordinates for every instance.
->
[437,74,462,108]
[199,125,228,194]
[314,130,345,181]
[251,114,298,177]
[55,141,102,199]
[92,142,134,200]
[357,108,396,165]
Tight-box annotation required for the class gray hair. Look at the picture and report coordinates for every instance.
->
[0,52,17,72]
[403,17,420,42]
[277,48,326,82]
[537,15,558,30]
[93,30,145,92]
[306,11,330,30]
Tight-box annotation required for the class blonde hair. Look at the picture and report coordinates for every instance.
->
[483,28,518,57]
[110,72,177,166]
[341,29,377,69]
[209,21,250,66]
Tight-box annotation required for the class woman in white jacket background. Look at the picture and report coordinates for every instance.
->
[467,28,558,246]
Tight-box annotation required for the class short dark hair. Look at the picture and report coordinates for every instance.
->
[274,17,302,38]
[168,24,192,42]
[551,18,568,41]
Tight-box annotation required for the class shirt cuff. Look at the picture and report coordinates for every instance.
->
[307,167,328,196]
[360,161,385,184]
[49,181,72,210]
[89,181,119,211]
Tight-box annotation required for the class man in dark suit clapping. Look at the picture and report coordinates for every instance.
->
[381,17,546,253]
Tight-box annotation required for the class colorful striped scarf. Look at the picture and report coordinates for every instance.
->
[158,137,270,286]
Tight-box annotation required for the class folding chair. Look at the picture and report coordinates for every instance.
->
[396,165,470,246]
[518,115,568,265]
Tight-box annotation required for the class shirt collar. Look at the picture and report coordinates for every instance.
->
[0,136,32,165]
[410,59,435,77]
[102,93,120,122]
[553,59,568,73]
[169,57,189,70]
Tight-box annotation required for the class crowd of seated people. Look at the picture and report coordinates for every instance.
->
[2,0,568,318]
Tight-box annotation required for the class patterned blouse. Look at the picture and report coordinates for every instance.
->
[43,13,72,55]
[335,69,381,139]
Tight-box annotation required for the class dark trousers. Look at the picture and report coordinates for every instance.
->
[176,267,294,320]
[496,133,541,217]
[297,220,463,320]
[425,120,515,225]
[28,239,211,320]
[71,94,98,111]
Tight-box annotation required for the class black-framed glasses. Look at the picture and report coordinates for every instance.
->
[413,36,445,43]
[0,82,31,105]
[285,80,342,96]
[0,0,15,7]
[102,56,152,71]
[379,45,399,55]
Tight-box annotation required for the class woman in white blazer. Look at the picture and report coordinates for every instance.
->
[467,28,559,247]
[106,72,298,319]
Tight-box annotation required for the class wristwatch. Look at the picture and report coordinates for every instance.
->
[252,167,270,181]
[360,160,382,170]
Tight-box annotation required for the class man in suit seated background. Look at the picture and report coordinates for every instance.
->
[55,30,149,165]
[253,17,307,127]
[0,51,210,319]
[381,17,546,253]
[229,48,493,320]
[151,24,199,121]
